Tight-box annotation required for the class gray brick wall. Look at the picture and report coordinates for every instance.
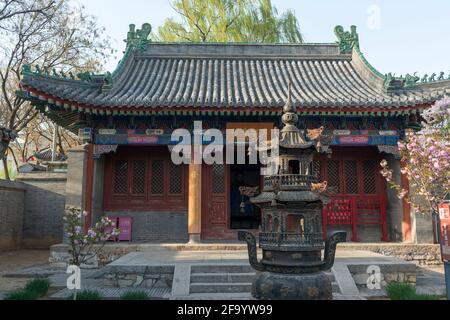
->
[327,225,382,242]
[105,211,188,242]
[0,180,25,250]
[415,214,434,243]
[16,173,67,248]
[385,155,405,242]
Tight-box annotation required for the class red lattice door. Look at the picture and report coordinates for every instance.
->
[316,147,388,242]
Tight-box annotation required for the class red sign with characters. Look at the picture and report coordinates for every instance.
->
[339,136,370,145]
[127,135,159,145]
[439,203,450,261]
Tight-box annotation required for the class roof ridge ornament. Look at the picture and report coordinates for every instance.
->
[334,25,359,54]
[126,23,152,49]
[384,70,450,92]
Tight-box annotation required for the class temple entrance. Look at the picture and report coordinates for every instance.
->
[229,163,262,230]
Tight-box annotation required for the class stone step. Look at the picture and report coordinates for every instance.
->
[172,292,254,300]
[190,282,252,294]
[191,264,253,274]
[191,273,256,284]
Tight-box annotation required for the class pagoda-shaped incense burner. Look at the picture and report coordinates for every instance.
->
[239,85,346,300]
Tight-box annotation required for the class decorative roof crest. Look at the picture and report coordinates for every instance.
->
[384,70,450,92]
[334,25,359,54]
[125,23,152,49]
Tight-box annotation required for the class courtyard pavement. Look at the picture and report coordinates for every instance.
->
[0,248,447,300]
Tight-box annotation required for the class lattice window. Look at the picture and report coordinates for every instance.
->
[327,160,340,193]
[132,160,146,194]
[114,160,128,194]
[312,160,321,181]
[363,160,377,194]
[344,160,358,194]
[212,164,225,194]
[169,163,183,194]
[151,160,164,194]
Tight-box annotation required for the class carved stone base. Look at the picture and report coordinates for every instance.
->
[252,271,332,300]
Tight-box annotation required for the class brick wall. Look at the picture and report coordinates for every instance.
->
[16,173,67,248]
[0,180,25,250]
[105,211,188,242]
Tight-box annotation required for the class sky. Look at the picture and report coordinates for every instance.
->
[75,0,450,78]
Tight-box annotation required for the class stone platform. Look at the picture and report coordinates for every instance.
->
[49,242,442,266]
[97,247,416,299]
[1,246,431,300]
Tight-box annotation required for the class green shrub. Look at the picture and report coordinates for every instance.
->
[5,290,40,300]
[120,291,151,300]
[24,279,50,298]
[386,282,440,300]
[4,278,50,300]
[386,283,416,300]
[70,290,103,300]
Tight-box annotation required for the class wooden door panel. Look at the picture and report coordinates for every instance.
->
[202,163,229,239]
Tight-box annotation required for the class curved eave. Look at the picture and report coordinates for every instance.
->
[20,85,431,118]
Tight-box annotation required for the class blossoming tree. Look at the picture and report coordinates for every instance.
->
[64,207,120,267]
[380,97,450,216]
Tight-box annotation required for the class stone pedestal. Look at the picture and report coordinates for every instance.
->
[252,271,332,300]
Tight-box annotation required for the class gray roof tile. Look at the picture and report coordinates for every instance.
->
[21,43,449,110]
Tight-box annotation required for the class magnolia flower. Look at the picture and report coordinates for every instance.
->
[87,229,97,239]
[398,190,408,200]
[74,226,82,234]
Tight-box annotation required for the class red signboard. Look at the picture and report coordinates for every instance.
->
[439,203,450,261]
[339,136,370,145]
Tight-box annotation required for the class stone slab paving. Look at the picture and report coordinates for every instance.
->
[416,265,447,296]
[50,287,170,300]
[3,264,65,278]
[171,264,191,297]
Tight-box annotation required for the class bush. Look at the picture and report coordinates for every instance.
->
[5,290,40,300]
[386,283,440,300]
[120,291,151,300]
[24,279,50,298]
[70,290,103,300]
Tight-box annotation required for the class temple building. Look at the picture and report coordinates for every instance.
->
[18,24,450,244]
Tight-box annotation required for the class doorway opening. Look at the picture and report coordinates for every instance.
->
[229,148,262,230]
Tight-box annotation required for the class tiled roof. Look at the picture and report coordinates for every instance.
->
[20,27,450,112]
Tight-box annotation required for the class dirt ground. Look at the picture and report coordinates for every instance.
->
[0,250,49,292]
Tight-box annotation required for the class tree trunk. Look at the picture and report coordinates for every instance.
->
[2,156,10,180]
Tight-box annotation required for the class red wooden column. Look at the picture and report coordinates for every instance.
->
[83,144,95,233]
[401,168,412,242]
[188,163,202,242]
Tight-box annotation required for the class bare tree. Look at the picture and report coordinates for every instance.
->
[0,0,55,26]
[0,0,113,179]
